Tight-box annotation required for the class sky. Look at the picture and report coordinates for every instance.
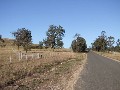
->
[0,0,120,48]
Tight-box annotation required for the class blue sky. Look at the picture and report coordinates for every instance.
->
[0,0,120,48]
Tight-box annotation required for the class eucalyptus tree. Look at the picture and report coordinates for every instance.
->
[12,28,32,53]
[56,40,64,48]
[101,31,107,39]
[0,35,4,42]
[71,40,77,52]
[115,39,120,52]
[45,25,65,49]
[0,35,5,47]
[71,34,87,52]
[93,38,102,51]
[92,31,107,51]
[39,41,43,49]
[116,39,120,46]
[0,35,2,39]
[74,33,80,39]
[43,39,49,49]
[100,31,107,51]
[91,43,94,50]
[107,36,115,51]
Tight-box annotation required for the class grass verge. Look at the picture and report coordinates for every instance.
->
[94,51,120,61]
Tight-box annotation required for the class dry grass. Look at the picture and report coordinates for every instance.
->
[0,47,86,90]
[95,51,120,61]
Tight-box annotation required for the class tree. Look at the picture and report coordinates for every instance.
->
[0,35,2,39]
[43,39,50,49]
[0,35,6,47]
[74,33,80,39]
[39,41,43,49]
[91,43,94,50]
[115,39,120,52]
[94,37,107,52]
[12,28,32,53]
[45,25,65,49]
[107,36,115,51]
[100,31,107,51]
[93,38,102,51]
[92,31,107,52]
[71,40,77,52]
[71,34,87,52]
[101,31,107,39]
[56,40,64,48]
[116,39,120,47]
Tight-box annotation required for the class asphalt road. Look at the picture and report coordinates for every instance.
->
[74,51,120,90]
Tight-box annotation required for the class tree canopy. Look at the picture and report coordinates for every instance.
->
[43,25,65,49]
[92,31,116,52]
[71,34,87,52]
[12,28,32,53]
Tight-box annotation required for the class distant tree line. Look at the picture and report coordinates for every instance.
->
[1,25,88,53]
[12,25,65,52]
[3,27,120,53]
[92,31,120,52]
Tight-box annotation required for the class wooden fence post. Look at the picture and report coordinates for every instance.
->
[19,52,21,61]
[21,52,23,60]
[9,56,12,63]
[26,55,28,60]
[37,53,39,59]
[32,54,34,59]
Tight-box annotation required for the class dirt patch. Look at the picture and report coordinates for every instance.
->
[65,55,87,90]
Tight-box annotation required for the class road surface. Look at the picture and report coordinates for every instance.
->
[74,51,120,90]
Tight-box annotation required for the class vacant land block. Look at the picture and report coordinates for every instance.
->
[0,48,86,90]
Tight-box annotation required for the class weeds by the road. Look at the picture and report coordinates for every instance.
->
[95,51,120,61]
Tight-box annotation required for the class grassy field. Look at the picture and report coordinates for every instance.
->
[95,51,120,61]
[0,47,86,90]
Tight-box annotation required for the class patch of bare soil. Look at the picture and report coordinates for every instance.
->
[65,55,87,90]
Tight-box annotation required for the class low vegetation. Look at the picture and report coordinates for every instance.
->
[0,25,88,90]
[0,47,86,90]
[95,51,120,61]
